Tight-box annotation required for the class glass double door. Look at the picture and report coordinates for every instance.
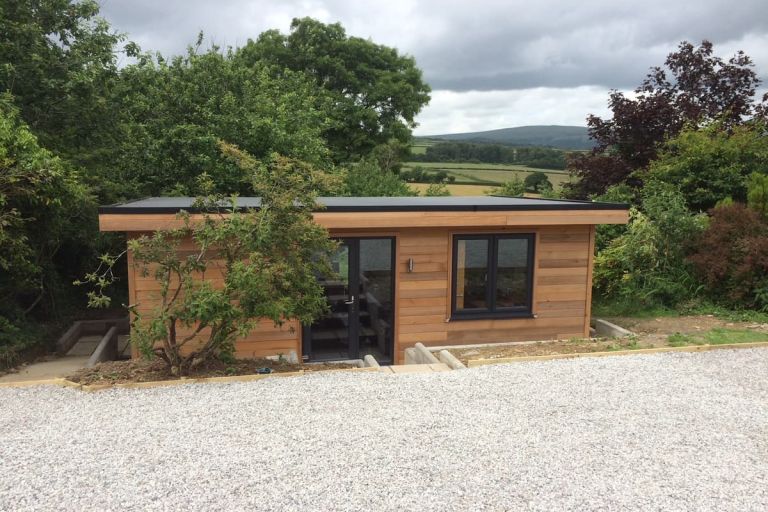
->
[303,237,395,364]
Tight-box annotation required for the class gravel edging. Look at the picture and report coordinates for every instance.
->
[1,348,767,511]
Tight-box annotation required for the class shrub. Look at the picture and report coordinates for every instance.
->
[344,158,415,196]
[523,171,553,193]
[593,182,706,307]
[83,145,340,376]
[688,204,768,310]
[488,177,525,197]
[424,183,450,196]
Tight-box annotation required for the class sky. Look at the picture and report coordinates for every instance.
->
[98,0,768,135]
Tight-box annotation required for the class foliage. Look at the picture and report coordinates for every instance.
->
[343,158,416,196]
[593,182,706,307]
[646,122,768,211]
[688,204,768,310]
[424,183,451,196]
[568,41,766,197]
[98,42,333,200]
[0,0,129,166]
[0,95,98,367]
[371,140,410,173]
[591,184,638,252]
[523,171,553,193]
[488,177,525,197]
[399,166,454,183]
[237,17,431,162]
[411,141,566,169]
[747,172,768,217]
[83,144,339,375]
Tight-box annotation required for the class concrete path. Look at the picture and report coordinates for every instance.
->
[381,363,451,373]
[0,356,90,383]
[0,335,130,384]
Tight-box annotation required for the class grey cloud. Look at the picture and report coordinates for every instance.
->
[100,0,768,92]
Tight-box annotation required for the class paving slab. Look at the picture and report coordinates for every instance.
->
[0,356,89,383]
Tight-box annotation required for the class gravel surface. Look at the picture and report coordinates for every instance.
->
[1,349,767,511]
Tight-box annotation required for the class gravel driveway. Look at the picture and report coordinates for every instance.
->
[1,349,767,511]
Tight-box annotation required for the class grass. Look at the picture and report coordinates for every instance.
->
[409,183,492,195]
[593,299,768,324]
[402,161,574,188]
[667,328,768,347]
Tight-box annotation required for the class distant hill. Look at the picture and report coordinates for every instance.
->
[421,125,593,150]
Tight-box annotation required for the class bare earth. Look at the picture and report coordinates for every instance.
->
[449,315,768,365]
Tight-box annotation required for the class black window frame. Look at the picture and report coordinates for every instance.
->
[450,233,535,320]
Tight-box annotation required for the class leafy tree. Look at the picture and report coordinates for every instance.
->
[488,177,525,197]
[424,183,451,196]
[524,171,553,193]
[593,182,706,307]
[237,17,431,162]
[568,41,766,197]
[83,144,339,376]
[100,43,333,200]
[1,95,97,367]
[342,158,416,197]
[0,0,128,165]
[646,122,768,211]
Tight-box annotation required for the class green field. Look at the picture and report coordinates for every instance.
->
[402,161,574,188]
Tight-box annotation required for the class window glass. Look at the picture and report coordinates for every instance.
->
[452,234,534,317]
[455,238,488,310]
[495,238,530,309]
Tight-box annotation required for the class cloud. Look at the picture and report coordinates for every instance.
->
[413,87,619,134]
[98,0,768,131]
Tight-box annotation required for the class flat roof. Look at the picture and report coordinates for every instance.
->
[99,196,629,214]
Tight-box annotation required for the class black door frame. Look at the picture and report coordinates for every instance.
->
[302,236,395,362]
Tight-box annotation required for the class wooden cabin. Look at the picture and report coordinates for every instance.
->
[99,196,629,364]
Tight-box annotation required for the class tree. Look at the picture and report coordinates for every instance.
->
[424,183,451,196]
[84,144,339,376]
[1,95,97,367]
[568,41,765,197]
[646,122,768,211]
[0,0,128,165]
[488,177,525,197]
[99,42,333,200]
[237,17,431,162]
[343,158,416,197]
[524,172,553,194]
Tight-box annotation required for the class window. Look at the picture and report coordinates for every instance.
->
[451,234,534,319]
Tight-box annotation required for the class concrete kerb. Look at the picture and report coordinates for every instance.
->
[466,341,768,368]
[593,318,634,338]
[405,343,441,365]
[438,350,467,370]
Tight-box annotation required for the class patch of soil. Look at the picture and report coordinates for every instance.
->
[450,338,648,365]
[68,358,358,385]
[448,315,768,365]
[604,315,768,335]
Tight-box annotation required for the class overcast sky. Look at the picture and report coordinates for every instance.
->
[99,0,768,134]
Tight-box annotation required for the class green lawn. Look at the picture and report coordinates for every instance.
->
[402,161,574,188]
[667,328,768,347]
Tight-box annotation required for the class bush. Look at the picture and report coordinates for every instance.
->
[593,182,706,308]
[344,158,415,196]
[688,204,768,310]
[424,183,450,196]
[524,171,553,193]
[488,177,525,197]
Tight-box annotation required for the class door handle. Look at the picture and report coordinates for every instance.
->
[344,295,356,305]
